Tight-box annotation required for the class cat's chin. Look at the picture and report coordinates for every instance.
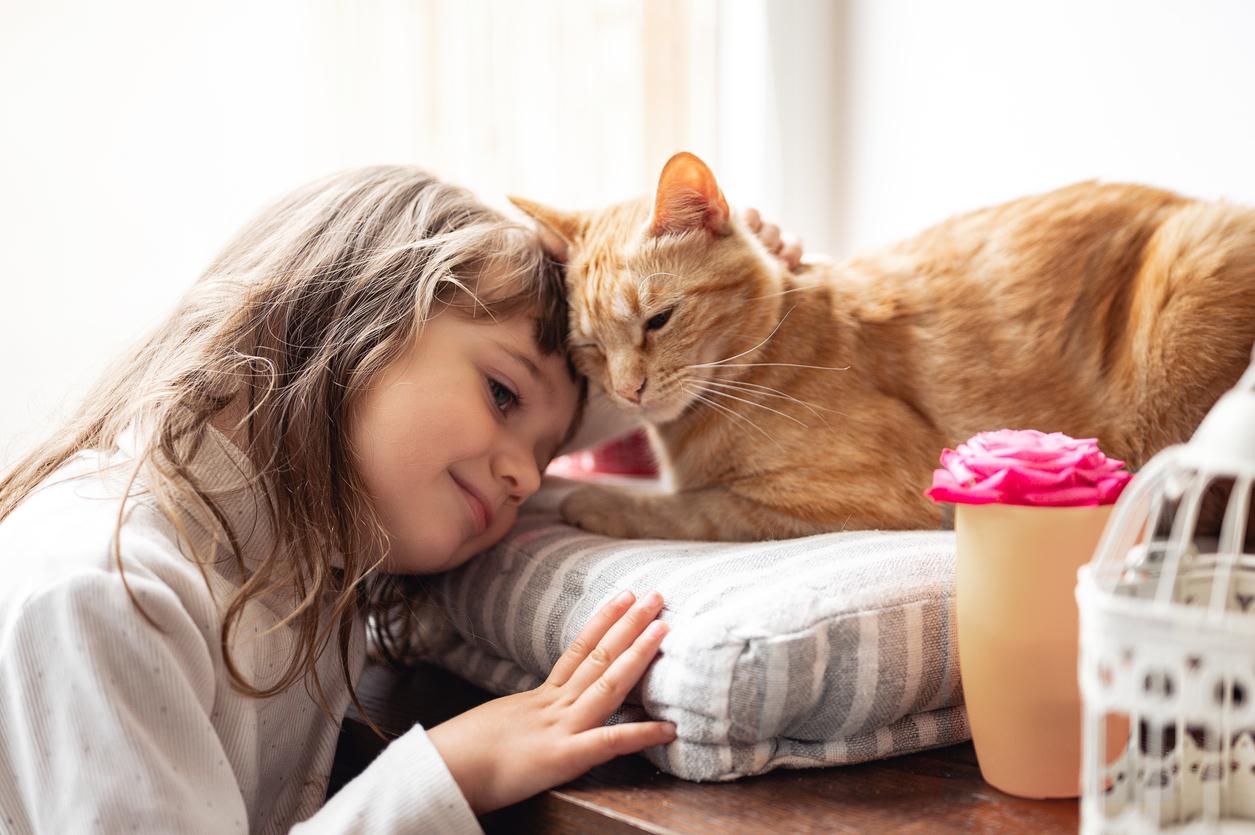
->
[639,395,697,426]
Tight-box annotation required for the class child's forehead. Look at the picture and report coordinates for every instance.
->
[455,309,575,388]
[460,294,569,363]
[462,305,553,352]
[468,256,569,352]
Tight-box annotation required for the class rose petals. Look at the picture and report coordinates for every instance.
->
[925,429,1132,507]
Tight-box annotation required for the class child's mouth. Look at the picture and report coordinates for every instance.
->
[451,472,492,535]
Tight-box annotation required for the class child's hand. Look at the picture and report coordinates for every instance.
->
[427,590,674,816]
[741,207,804,270]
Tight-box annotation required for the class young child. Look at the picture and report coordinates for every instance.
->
[0,166,799,833]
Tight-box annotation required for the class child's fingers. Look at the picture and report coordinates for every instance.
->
[571,618,668,722]
[783,236,803,268]
[571,720,678,769]
[740,207,763,233]
[758,222,782,252]
[562,591,664,695]
[546,590,635,687]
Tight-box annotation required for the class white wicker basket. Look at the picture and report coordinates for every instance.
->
[1078,353,1255,833]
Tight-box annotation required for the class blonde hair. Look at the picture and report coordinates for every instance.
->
[0,165,577,715]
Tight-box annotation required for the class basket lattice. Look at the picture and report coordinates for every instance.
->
[1078,356,1255,833]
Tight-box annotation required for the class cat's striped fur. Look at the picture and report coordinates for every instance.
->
[514,153,1255,540]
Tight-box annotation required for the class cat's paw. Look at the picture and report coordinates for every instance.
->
[560,485,637,538]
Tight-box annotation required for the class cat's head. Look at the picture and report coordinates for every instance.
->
[511,152,785,425]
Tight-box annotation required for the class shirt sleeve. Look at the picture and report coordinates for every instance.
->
[0,571,482,835]
[0,570,251,833]
[293,725,481,834]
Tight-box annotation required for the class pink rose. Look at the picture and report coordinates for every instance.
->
[925,429,1132,507]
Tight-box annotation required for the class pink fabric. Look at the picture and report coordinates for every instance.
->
[925,429,1131,507]
[548,430,658,478]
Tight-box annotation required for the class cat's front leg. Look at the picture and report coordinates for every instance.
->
[560,485,823,541]
[559,485,674,539]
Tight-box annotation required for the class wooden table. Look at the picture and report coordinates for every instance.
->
[329,663,1079,833]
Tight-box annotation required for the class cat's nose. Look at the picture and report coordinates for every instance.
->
[617,377,647,404]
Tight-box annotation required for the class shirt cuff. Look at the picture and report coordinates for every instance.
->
[293,724,482,834]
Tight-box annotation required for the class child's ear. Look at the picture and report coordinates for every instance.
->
[509,196,580,263]
[650,151,732,238]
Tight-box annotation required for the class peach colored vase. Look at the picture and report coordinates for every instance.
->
[955,502,1112,799]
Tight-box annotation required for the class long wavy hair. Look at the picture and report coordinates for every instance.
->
[0,165,576,717]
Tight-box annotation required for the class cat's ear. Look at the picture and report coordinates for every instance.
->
[509,196,580,262]
[651,151,732,237]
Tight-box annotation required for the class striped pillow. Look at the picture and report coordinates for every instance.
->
[426,499,969,782]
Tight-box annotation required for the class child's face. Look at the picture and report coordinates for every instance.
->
[350,309,580,574]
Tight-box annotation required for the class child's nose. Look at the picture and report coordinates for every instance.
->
[494,444,542,500]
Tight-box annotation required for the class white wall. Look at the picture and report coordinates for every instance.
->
[724,1,1255,258]
[1,1,429,464]
[0,0,718,466]
[5,0,1254,465]
[715,0,848,261]
[839,0,1255,253]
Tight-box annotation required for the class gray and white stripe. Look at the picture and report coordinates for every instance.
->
[427,513,969,782]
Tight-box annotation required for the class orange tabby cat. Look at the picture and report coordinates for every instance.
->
[512,152,1255,540]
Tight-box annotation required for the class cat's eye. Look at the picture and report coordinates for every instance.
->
[645,307,675,332]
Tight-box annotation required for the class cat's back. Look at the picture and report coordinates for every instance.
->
[897,181,1185,290]
[828,181,1193,335]
[832,181,1255,462]
[829,182,1193,370]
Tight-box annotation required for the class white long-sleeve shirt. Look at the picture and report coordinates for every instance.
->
[0,428,482,834]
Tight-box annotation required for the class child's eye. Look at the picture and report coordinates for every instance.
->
[645,307,675,332]
[488,376,520,415]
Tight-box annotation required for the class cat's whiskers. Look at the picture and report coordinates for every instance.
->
[705,361,851,373]
[707,376,851,420]
[688,305,799,369]
[746,284,824,301]
[690,383,810,428]
[647,373,689,406]
[700,377,834,422]
[637,271,680,300]
[682,384,783,448]
[683,386,761,433]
